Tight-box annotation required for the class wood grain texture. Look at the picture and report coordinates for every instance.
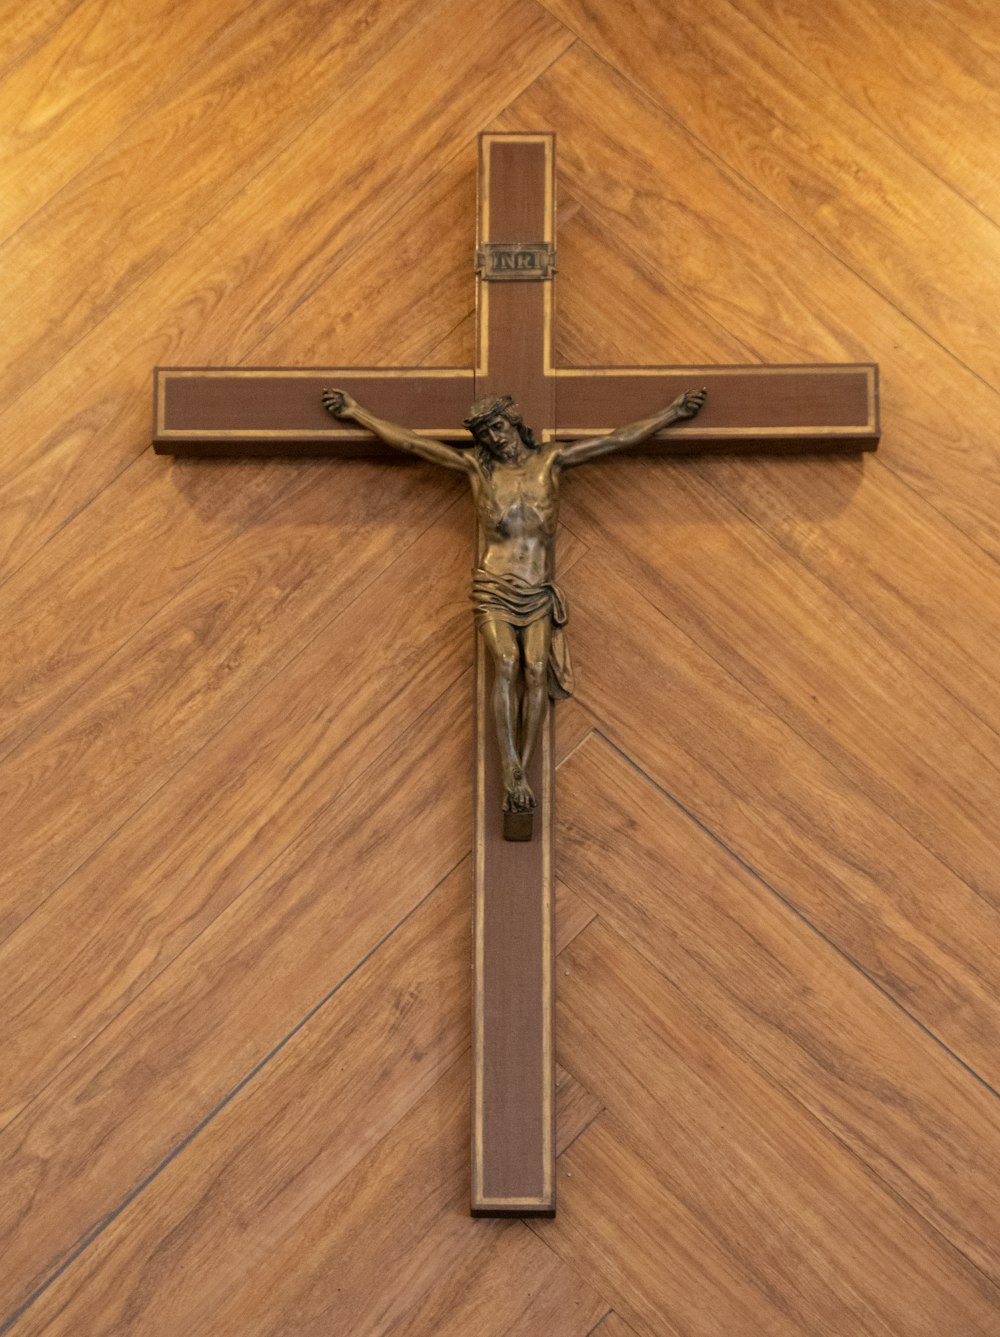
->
[558,733,1000,1281]
[0,0,80,73]
[587,1314,640,1337]
[543,919,1000,1334]
[0,0,569,580]
[565,459,1000,902]
[563,557,1000,1081]
[0,478,468,938]
[0,686,471,1318]
[5,872,602,1334]
[539,1,1000,391]
[0,0,569,409]
[14,1060,608,1337]
[4,0,1000,1330]
[501,47,1000,555]
[0,498,467,1120]
[726,0,1000,222]
[0,0,247,236]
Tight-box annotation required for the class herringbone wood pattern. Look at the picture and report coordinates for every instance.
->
[3,2,1000,1333]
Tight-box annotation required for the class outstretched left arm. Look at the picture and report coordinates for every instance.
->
[321,388,473,473]
[555,388,707,469]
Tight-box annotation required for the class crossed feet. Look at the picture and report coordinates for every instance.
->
[502,764,536,814]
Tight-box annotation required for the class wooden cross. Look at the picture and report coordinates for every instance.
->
[154,132,879,1218]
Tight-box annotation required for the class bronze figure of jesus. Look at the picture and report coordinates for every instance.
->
[322,386,707,832]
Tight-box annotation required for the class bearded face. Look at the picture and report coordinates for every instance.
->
[476,413,524,462]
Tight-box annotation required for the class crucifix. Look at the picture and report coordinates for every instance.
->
[153,133,879,1218]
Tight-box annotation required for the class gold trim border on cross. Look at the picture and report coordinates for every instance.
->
[471,132,556,1215]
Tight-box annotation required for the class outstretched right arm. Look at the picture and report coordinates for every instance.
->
[554,389,707,469]
[322,389,473,474]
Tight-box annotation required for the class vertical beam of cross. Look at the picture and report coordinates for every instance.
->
[471,133,557,1216]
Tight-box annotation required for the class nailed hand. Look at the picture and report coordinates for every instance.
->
[676,387,707,419]
[321,388,356,418]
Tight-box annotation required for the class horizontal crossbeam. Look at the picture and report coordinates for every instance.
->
[153,367,474,455]
[153,363,878,457]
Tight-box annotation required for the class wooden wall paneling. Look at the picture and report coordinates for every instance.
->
[0,0,262,235]
[4,875,604,1335]
[564,459,1000,903]
[0,685,470,1317]
[538,1,1000,391]
[0,0,426,402]
[725,0,1000,222]
[379,1210,610,1337]
[0,0,81,72]
[0,157,477,759]
[5,0,1000,1326]
[499,50,1000,558]
[548,1109,809,1337]
[551,205,760,372]
[0,502,469,1108]
[3,869,474,1335]
[249,161,478,371]
[554,693,598,772]
[0,0,569,407]
[930,0,1000,59]
[0,455,325,758]
[588,1313,642,1337]
[558,734,1000,1281]
[545,925,1000,1335]
[564,558,1000,1080]
[0,678,598,1311]
[0,0,569,582]
[0,476,466,937]
[554,879,598,952]
[688,451,1000,732]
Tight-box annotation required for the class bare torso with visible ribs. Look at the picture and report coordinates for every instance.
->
[469,446,559,584]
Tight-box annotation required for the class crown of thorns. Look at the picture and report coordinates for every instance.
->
[463,395,520,431]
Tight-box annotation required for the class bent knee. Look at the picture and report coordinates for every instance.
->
[495,652,519,680]
[524,657,547,686]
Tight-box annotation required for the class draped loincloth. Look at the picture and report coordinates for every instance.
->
[470,568,574,700]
